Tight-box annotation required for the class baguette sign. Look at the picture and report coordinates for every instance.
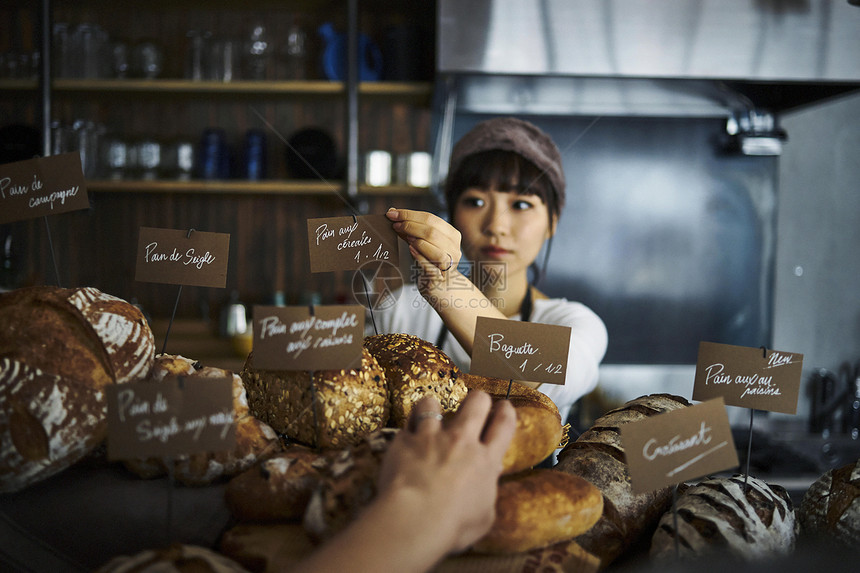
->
[0,153,90,224]
[252,305,365,371]
[135,226,230,288]
[692,342,803,414]
[470,317,570,385]
[106,377,236,460]
[621,398,739,495]
[307,214,399,273]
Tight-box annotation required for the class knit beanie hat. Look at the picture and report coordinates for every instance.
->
[448,117,566,210]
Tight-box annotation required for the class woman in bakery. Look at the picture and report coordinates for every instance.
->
[381,117,608,431]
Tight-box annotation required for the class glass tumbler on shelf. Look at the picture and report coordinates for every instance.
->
[185,30,211,80]
[244,23,271,80]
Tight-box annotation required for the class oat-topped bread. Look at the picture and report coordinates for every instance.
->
[0,286,155,493]
[240,348,389,449]
[363,333,467,427]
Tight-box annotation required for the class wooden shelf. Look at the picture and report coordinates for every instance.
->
[85,179,430,195]
[0,79,433,100]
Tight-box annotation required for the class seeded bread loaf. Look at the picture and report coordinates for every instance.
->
[460,372,563,474]
[0,286,154,493]
[240,348,389,449]
[555,393,691,567]
[798,458,860,550]
[363,333,467,427]
[650,474,798,562]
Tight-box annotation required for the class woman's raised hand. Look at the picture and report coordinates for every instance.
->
[386,208,461,274]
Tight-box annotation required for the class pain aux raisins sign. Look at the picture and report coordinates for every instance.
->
[0,153,90,224]
[692,341,803,414]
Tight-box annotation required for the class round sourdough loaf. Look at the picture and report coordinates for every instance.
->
[225,444,331,522]
[460,372,563,474]
[798,458,860,550]
[122,364,282,486]
[650,474,798,562]
[240,348,389,449]
[0,286,155,493]
[471,468,603,554]
[555,393,691,567]
[363,333,466,427]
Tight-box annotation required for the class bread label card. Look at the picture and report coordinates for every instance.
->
[0,153,90,224]
[106,376,235,460]
[622,398,738,495]
[470,316,570,385]
[307,214,399,273]
[252,305,365,371]
[135,226,230,288]
[692,341,803,414]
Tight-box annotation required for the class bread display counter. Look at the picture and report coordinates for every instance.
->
[1,286,858,572]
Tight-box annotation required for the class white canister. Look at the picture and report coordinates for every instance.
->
[363,150,392,186]
[395,151,431,187]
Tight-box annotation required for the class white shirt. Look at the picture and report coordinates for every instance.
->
[369,283,608,424]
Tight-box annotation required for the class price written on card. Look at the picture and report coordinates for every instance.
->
[692,341,803,414]
[0,153,90,224]
[470,317,570,385]
[135,226,230,288]
[252,305,365,371]
[106,377,235,460]
[307,214,399,273]
[621,398,739,495]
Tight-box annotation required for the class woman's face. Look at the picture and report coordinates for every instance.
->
[453,187,556,285]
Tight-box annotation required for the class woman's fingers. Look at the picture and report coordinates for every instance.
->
[481,399,517,460]
[445,391,494,440]
[409,395,444,433]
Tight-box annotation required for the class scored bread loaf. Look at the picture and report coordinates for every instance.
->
[650,474,798,562]
[461,372,563,474]
[302,428,399,542]
[471,468,603,554]
[225,444,332,522]
[122,362,282,486]
[240,349,389,449]
[555,393,691,567]
[363,333,467,427]
[0,286,155,493]
[95,543,250,573]
[798,458,860,550]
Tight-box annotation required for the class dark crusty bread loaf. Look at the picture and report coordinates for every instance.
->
[555,393,691,567]
[122,363,282,486]
[472,468,603,554]
[302,428,399,542]
[363,333,467,427]
[0,286,155,493]
[798,458,860,550]
[650,474,798,562]
[461,372,563,474]
[95,543,250,573]
[225,444,331,522]
[240,348,389,449]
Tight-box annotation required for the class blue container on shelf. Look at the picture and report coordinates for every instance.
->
[318,22,382,82]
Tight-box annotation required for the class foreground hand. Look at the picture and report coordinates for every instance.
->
[376,391,517,554]
[386,208,462,274]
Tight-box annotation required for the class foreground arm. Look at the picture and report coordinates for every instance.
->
[290,391,516,573]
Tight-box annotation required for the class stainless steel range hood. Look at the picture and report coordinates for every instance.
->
[437,0,860,117]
